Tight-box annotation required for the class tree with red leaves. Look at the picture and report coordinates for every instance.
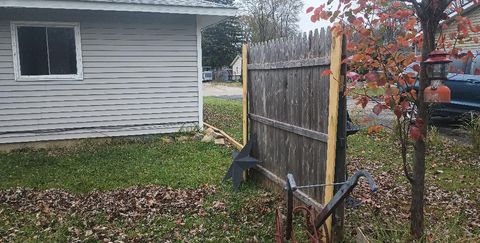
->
[308,0,479,239]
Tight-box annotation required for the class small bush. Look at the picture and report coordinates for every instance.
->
[464,115,480,151]
[427,126,442,147]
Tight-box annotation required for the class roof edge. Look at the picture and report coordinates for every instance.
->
[443,2,479,25]
[230,54,241,66]
[0,0,238,16]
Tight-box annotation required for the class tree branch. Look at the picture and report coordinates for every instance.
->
[397,117,415,184]
[399,0,423,17]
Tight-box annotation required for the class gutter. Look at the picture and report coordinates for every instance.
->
[0,0,238,17]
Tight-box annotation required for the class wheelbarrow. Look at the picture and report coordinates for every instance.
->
[275,170,378,243]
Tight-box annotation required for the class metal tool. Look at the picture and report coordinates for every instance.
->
[276,170,378,243]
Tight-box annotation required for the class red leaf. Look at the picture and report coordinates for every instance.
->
[306,7,315,14]
[410,126,422,140]
[410,89,417,100]
[364,72,378,82]
[346,71,360,81]
[401,101,411,110]
[377,77,387,86]
[356,96,369,108]
[394,105,403,119]
[373,103,383,115]
[415,118,424,128]
[321,69,333,76]
[412,64,421,73]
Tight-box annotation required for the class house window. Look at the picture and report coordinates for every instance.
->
[11,22,83,81]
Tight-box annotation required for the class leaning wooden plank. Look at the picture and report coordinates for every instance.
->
[203,122,324,210]
[204,122,243,151]
[323,32,344,239]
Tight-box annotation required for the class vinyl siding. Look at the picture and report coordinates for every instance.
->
[0,9,200,144]
[441,7,480,51]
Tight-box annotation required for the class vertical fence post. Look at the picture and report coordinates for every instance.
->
[324,33,344,241]
[333,34,348,242]
[242,44,249,145]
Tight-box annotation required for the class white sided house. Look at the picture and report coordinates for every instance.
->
[0,0,236,144]
[230,54,242,81]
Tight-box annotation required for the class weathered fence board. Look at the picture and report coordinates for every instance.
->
[247,28,337,207]
[243,27,347,241]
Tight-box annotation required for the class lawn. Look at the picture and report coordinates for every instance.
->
[346,130,480,242]
[205,98,480,241]
[348,86,385,98]
[0,139,231,193]
[204,96,243,142]
[1,97,479,242]
[0,135,279,241]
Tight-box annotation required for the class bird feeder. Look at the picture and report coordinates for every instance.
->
[423,50,452,103]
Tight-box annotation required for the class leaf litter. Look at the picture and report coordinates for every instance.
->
[345,133,480,240]
[0,185,221,241]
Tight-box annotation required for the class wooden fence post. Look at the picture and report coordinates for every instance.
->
[324,33,344,241]
[242,44,249,145]
[333,34,348,241]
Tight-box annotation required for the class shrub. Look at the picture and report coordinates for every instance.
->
[464,115,480,151]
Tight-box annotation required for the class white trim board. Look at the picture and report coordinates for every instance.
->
[0,0,238,17]
[196,16,203,129]
[10,21,84,81]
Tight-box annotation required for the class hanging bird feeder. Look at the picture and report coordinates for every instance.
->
[423,50,452,103]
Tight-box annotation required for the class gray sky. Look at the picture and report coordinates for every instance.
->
[234,0,331,33]
[299,0,331,32]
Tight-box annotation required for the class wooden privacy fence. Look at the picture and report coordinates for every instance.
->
[242,28,345,237]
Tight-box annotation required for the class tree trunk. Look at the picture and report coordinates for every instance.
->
[410,18,437,240]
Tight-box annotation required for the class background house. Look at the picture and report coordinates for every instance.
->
[230,55,242,81]
[441,1,480,51]
[0,0,236,144]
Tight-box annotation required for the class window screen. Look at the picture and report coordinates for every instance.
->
[17,27,49,75]
[17,26,77,76]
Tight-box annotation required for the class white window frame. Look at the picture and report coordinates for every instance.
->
[10,21,84,81]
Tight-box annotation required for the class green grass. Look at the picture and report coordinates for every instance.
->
[464,115,480,151]
[0,137,232,193]
[204,97,243,142]
[0,134,280,241]
[348,86,385,97]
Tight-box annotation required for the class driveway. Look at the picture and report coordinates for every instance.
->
[203,82,242,100]
[347,98,469,143]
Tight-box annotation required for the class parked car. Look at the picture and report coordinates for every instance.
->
[202,71,213,82]
[403,55,480,119]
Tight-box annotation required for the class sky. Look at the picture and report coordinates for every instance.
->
[299,0,326,32]
[299,0,336,32]
[234,0,332,33]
